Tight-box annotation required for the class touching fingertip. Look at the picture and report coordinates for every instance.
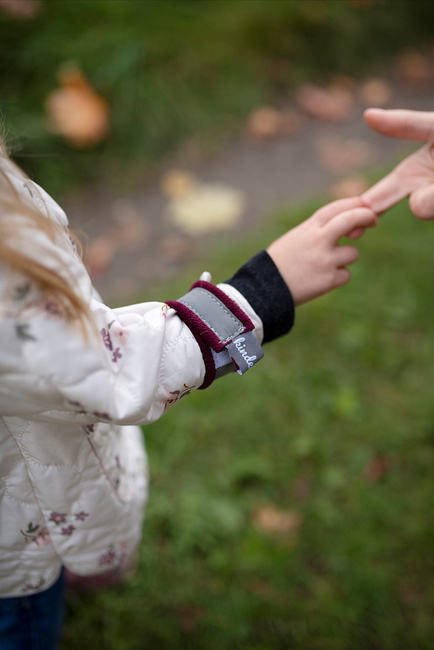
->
[360,195,372,208]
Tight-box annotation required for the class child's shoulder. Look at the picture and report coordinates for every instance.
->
[0,155,68,228]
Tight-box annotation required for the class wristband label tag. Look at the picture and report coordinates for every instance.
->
[226,332,264,375]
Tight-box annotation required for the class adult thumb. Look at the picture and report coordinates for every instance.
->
[409,184,434,220]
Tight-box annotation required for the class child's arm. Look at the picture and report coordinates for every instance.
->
[0,163,376,426]
[168,197,376,386]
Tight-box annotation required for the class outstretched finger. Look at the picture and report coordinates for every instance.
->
[361,169,411,214]
[364,108,434,143]
[363,143,434,214]
[314,197,364,226]
[326,207,377,242]
[361,145,432,214]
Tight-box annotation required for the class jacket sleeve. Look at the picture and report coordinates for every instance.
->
[0,170,294,427]
[0,264,263,426]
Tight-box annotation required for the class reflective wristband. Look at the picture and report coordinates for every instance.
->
[166,280,264,389]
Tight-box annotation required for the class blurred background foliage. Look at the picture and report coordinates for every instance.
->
[1,0,434,194]
[3,1,434,648]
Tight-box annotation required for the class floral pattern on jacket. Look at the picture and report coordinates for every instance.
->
[0,156,262,597]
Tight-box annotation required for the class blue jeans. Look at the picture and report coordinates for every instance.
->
[0,569,65,650]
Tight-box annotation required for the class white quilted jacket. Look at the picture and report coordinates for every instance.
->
[0,160,263,597]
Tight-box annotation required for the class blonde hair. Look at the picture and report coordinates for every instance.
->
[0,144,93,333]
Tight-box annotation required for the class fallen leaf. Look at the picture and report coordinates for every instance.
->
[163,171,245,235]
[328,175,370,199]
[245,105,306,140]
[359,77,393,106]
[0,0,40,18]
[245,106,281,140]
[160,170,196,198]
[46,64,110,147]
[252,504,301,539]
[364,455,389,483]
[295,81,356,122]
[396,51,433,87]
[317,136,374,172]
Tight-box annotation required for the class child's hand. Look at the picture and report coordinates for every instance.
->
[267,197,378,306]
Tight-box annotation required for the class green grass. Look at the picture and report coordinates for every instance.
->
[62,193,434,649]
[2,0,434,194]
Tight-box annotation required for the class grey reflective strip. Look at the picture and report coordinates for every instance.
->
[226,332,264,375]
[177,287,244,346]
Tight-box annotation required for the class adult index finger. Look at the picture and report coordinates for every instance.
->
[364,108,434,143]
[362,146,432,214]
[361,168,410,214]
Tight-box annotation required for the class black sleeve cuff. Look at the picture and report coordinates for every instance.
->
[224,250,295,344]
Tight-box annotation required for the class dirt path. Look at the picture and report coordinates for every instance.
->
[63,77,434,305]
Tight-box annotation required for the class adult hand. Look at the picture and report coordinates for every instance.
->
[362,108,434,219]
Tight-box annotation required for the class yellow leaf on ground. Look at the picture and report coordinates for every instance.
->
[252,504,301,539]
[160,170,196,198]
[162,171,245,235]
